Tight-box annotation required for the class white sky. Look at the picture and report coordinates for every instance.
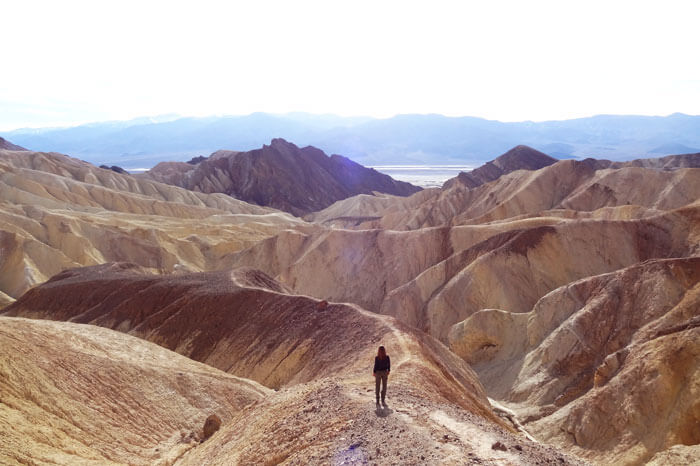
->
[2,0,699,130]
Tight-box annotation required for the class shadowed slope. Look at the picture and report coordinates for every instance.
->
[443,145,557,189]
[142,138,421,216]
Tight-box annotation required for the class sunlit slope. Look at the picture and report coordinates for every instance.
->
[0,149,303,298]
[0,316,268,465]
[226,203,698,341]
[381,206,699,341]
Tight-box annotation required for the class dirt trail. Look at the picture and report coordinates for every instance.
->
[488,398,539,443]
[350,303,413,367]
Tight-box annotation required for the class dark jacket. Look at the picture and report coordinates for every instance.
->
[373,356,391,373]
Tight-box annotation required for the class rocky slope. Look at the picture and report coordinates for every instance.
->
[0,149,304,299]
[1,264,584,465]
[142,138,421,216]
[448,258,700,465]
[0,316,268,465]
[228,203,699,335]
[443,145,558,189]
[381,206,699,341]
[3,264,490,401]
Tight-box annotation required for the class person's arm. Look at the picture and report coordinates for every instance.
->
[373,357,378,376]
[387,356,390,373]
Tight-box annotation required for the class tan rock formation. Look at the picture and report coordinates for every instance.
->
[0,150,277,214]
[307,157,700,231]
[226,226,456,312]
[304,190,436,225]
[0,290,13,309]
[647,445,700,466]
[0,149,304,298]
[383,207,698,341]
[3,264,489,399]
[233,202,697,344]
[0,316,268,465]
[448,257,700,465]
[2,142,697,464]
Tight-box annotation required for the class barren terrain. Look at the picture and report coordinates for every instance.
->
[1,141,698,464]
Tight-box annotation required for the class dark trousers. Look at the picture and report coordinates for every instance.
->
[375,370,388,402]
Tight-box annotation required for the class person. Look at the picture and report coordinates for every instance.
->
[373,345,390,406]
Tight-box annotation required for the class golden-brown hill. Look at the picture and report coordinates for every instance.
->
[309,157,700,230]
[449,257,700,465]
[0,316,268,465]
[1,265,584,465]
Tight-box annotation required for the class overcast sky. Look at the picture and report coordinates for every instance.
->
[2,0,699,130]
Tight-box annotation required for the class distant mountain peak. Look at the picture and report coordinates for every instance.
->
[492,145,558,171]
[445,145,557,189]
[268,137,294,148]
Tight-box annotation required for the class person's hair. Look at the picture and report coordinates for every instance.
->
[377,346,387,359]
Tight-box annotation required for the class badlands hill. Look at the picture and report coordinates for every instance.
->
[142,138,421,216]
[443,145,558,189]
[449,257,700,465]
[0,316,268,465]
[0,148,303,301]
[309,152,700,229]
[1,265,583,465]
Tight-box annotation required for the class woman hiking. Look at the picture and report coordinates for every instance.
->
[373,345,390,406]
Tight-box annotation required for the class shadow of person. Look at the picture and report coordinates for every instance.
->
[375,406,393,418]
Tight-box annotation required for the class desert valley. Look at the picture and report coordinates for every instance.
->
[0,132,698,465]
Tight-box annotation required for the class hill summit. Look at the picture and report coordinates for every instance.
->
[143,138,421,216]
[445,145,558,189]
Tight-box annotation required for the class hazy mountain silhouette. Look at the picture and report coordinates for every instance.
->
[3,112,700,168]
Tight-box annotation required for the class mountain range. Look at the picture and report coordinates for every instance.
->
[3,112,700,168]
